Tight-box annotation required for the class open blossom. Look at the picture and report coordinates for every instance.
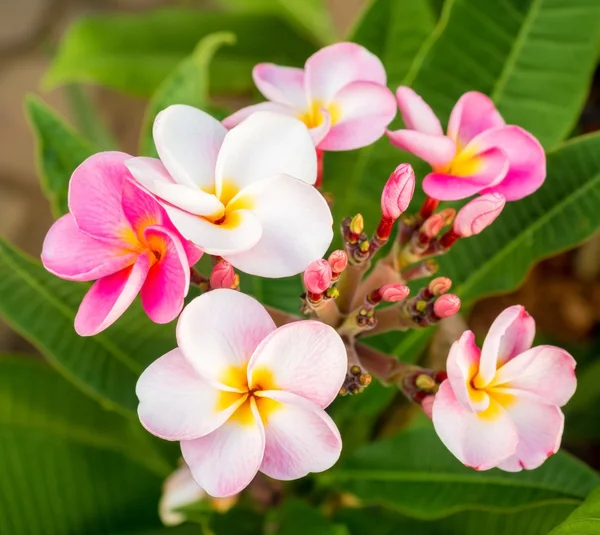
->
[387,88,545,201]
[223,42,396,151]
[41,152,201,336]
[137,290,347,497]
[126,106,333,278]
[432,306,576,471]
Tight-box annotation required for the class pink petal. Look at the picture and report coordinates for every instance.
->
[153,104,226,190]
[68,151,135,245]
[136,349,244,441]
[396,86,443,136]
[247,321,346,408]
[222,174,333,278]
[447,92,505,147]
[181,397,265,498]
[222,102,297,130]
[42,214,137,281]
[318,81,396,151]
[305,42,386,104]
[422,147,509,201]
[141,226,190,324]
[492,346,576,407]
[432,380,518,470]
[121,179,165,235]
[215,111,317,191]
[159,463,205,527]
[308,108,332,146]
[386,129,456,168]
[256,390,341,480]
[74,251,152,336]
[474,126,546,201]
[446,331,489,412]
[253,63,307,109]
[476,305,536,387]
[176,289,276,390]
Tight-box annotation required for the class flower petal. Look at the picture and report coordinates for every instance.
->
[253,63,307,108]
[256,390,342,480]
[309,108,332,146]
[222,102,297,130]
[318,81,396,151]
[247,321,346,408]
[476,305,536,388]
[136,349,245,441]
[159,463,205,527]
[42,214,137,281]
[181,397,265,498]
[141,226,190,324]
[305,42,386,104]
[176,290,276,390]
[475,126,546,201]
[163,205,262,256]
[222,174,333,277]
[447,92,505,147]
[492,346,576,407]
[396,86,443,135]
[386,129,456,168]
[74,251,151,336]
[432,380,518,470]
[153,104,226,189]
[215,111,317,192]
[68,151,134,245]
[121,179,165,234]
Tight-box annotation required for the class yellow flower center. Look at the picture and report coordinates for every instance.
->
[298,100,341,129]
[201,179,255,229]
[466,364,516,421]
[434,143,483,177]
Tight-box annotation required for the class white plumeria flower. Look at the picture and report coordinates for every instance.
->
[159,463,205,526]
[432,306,577,471]
[126,107,333,278]
[136,290,347,498]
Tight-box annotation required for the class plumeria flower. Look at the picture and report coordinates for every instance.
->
[387,88,546,201]
[137,290,347,497]
[41,152,201,336]
[223,42,397,151]
[126,107,333,278]
[432,305,576,471]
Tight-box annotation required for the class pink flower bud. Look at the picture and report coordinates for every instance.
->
[421,395,435,419]
[303,259,332,294]
[210,261,236,289]
[328,250,348,274]
[379,283,410,302]
[381,164,415,221]
[428,277,452,296]
[421,213,445,239]
[453,193,506,237]
[433,294,461,318]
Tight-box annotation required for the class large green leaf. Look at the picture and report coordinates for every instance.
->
[272,499,348,535]
[321,427,599,519]
[0,240,175,417]
[140,32,235,157]
[25,95,95,217]
[44,9,316,98]
[548,485,600,534]
[0,356,167,535]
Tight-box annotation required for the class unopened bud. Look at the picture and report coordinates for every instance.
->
[210,261,236,289]
[350,365,362,376]
[303,259,332,294]
[326,287,340,299]
[379,283,410,302]
[328,250,348,274]
[453,193,506,237]
[420,213,445,239]
[438,208,456,226]
[428,277,452,297]
[349,214,364,236]
[381,163,416,221]
[359,239,370,253]
[433,294,461,318]
[415,373,436,391]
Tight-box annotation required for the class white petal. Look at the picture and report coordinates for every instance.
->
[159,463,205,526]
[222,102,297,130]
[152,182,223,217]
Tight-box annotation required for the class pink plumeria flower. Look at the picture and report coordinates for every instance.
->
[387,88,546,201]
[136,289,347,497]
[41,152,202,336]
[223,42,397,151]
[432,305,576,471]
[126,107,333,278]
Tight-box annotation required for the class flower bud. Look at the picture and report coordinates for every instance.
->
[303,259,332,294]
[421,395,435,419]
[381,164,416,221]
[349,214,364,236]
[420,213,445,239]
[428,277,452,297]
[379,283,410,302]
[453,193,505,237]
[433,294,461,318]
[328,250,348,274]
[210,261,236,289]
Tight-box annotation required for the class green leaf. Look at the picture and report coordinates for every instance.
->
[25,95,95,217]
[44,9,316,98]
[406,0,600,148]
[0,239,176,417]
[322,427,599,519]
[548,485,600,534]
[272,499,348,535]
[209,506,265,535]
[140,32,236,157]
[0,356,167,535]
